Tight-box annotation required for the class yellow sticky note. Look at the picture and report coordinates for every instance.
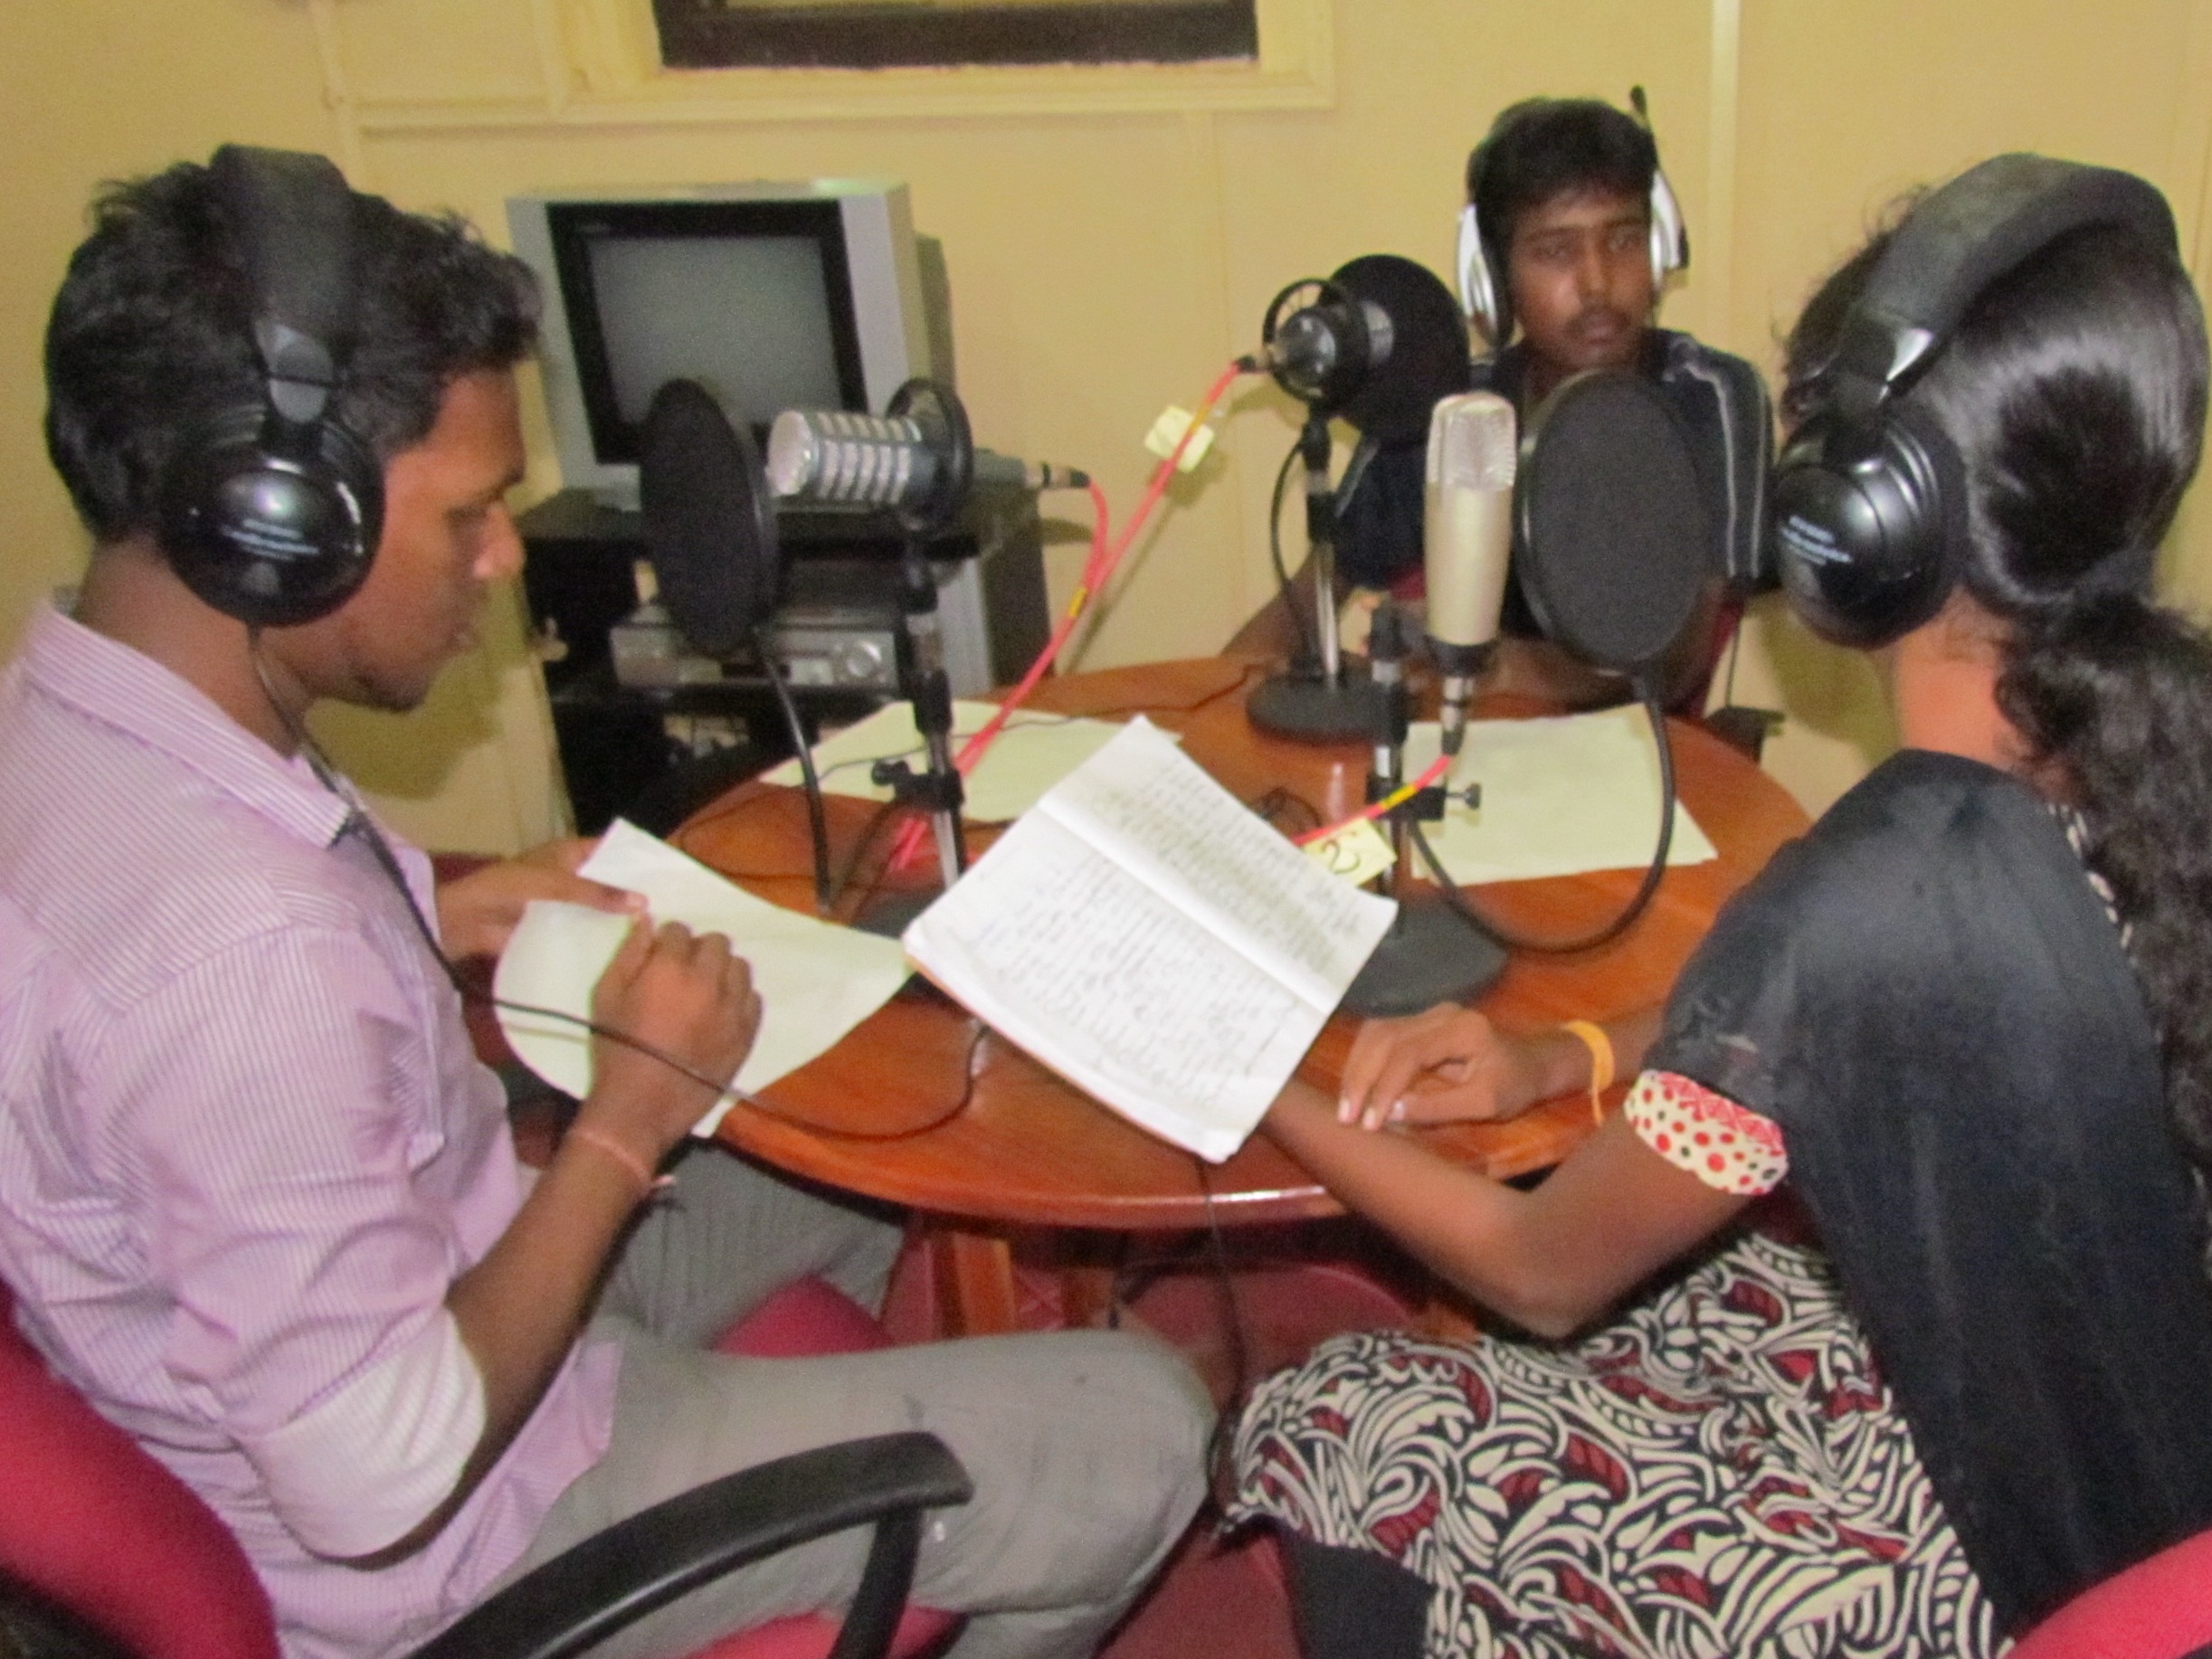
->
[1304,817,1395,886]
[1144,405,1216,471]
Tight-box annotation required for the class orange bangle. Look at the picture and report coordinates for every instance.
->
[1560,1020,1615,1125]
[565,1125,668,1203]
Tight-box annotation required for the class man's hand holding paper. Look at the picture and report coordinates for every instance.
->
[495,820,912,1135]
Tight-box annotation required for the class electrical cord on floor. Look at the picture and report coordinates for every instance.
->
[1193,1156,1258,1509]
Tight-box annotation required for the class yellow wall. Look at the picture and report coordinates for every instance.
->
[9,0,2212,848]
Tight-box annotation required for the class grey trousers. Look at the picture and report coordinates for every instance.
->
[500,1143,1214,1659]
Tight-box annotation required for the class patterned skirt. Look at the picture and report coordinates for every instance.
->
[1228,1234,2000,1658]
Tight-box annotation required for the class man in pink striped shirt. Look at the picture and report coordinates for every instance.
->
[0,148,1208,1659]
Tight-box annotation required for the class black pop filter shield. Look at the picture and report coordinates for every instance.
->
[1516,372,1709,674]
[1331,254,1474,443]
[640,378,780,659]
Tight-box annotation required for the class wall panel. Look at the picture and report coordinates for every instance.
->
[8,1,2212,843]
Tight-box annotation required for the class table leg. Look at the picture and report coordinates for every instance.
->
[931,1224,1021,1336]
[1059,1264,1120,1331]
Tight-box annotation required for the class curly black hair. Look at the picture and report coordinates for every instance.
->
[1785,204,2212,1174]
[43,156,538,546]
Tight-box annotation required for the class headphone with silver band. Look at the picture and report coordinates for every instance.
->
[1456,88,1687,346]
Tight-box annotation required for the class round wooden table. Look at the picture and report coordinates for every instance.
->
[672,658,1809,1332]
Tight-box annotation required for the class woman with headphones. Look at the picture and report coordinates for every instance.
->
[1227,155,2212,1658]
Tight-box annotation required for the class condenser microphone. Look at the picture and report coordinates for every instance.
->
[1424,390,1516,756]
[765,409,1090,508]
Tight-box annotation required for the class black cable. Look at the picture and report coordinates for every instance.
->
[809,713,1081,787]
[752,623,833,916]
[829,794,911,914]
[245,637,976,1141]
[1194,1156,1258,1507]
[730,1018,991,1143]
[1409,680,1679,954]
[1075,658,1267,721]
[1721,602,1745,708]
[1267,435,1320,672]
[359,800,981,1140]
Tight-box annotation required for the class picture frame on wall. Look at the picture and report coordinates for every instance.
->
[652,0,1260,71]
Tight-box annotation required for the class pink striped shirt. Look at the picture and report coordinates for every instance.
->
[0,607,618,1659]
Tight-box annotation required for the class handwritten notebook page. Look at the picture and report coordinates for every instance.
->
[903,719,1395,1161]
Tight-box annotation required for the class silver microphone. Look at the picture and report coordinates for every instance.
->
[765,409,1089,507]
[1423,390,1516,757]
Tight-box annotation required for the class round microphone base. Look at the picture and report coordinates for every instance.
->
[1342,897,1507,1019]
[850,886,941,941]
[1247,673,1388,744]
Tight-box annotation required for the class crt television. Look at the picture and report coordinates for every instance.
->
[506,178,945,506]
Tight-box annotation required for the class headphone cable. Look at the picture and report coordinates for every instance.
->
[243,634,982,1139]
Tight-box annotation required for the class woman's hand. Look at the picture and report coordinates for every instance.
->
[434,838,644,961]
[1337,1003,1590,1131]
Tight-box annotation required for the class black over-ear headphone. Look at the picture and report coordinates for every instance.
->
[1768,154,2177,649]
[158,146,384,629]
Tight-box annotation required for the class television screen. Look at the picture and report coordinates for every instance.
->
[584,232,847,435]
[508,181,935,504]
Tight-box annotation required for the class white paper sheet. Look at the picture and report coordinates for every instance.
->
[493,820,910,1136]
[759,699,1151,822]
[1405,706,1717,885]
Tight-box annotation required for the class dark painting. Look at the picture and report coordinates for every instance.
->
[653,0,1259,71]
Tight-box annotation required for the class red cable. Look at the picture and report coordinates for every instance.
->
[884,359,1246,875]
[1293,754,1454,847]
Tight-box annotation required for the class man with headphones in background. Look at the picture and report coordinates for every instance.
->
[1229,93,1771,716]
[0,147,1209,1659]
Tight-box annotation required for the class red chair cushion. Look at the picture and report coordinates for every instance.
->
[0,1299,279,1659]
[698,1276,958,1659]
[2008,1526,2212,1659]
[718,1276,897,1360]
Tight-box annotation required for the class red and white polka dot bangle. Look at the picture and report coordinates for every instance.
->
[1623,1070,1789,1196]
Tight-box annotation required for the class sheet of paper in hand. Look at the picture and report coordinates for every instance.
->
[901,718,1396,1161]
[494,820,910,1135]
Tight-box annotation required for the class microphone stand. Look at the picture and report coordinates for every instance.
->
[884,542,967,887]
[1246,410,1387,743]
[1340,605,1506,1018]
[848,379,973,937]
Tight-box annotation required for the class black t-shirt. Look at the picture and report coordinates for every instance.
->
[1649,749,2212,1634]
